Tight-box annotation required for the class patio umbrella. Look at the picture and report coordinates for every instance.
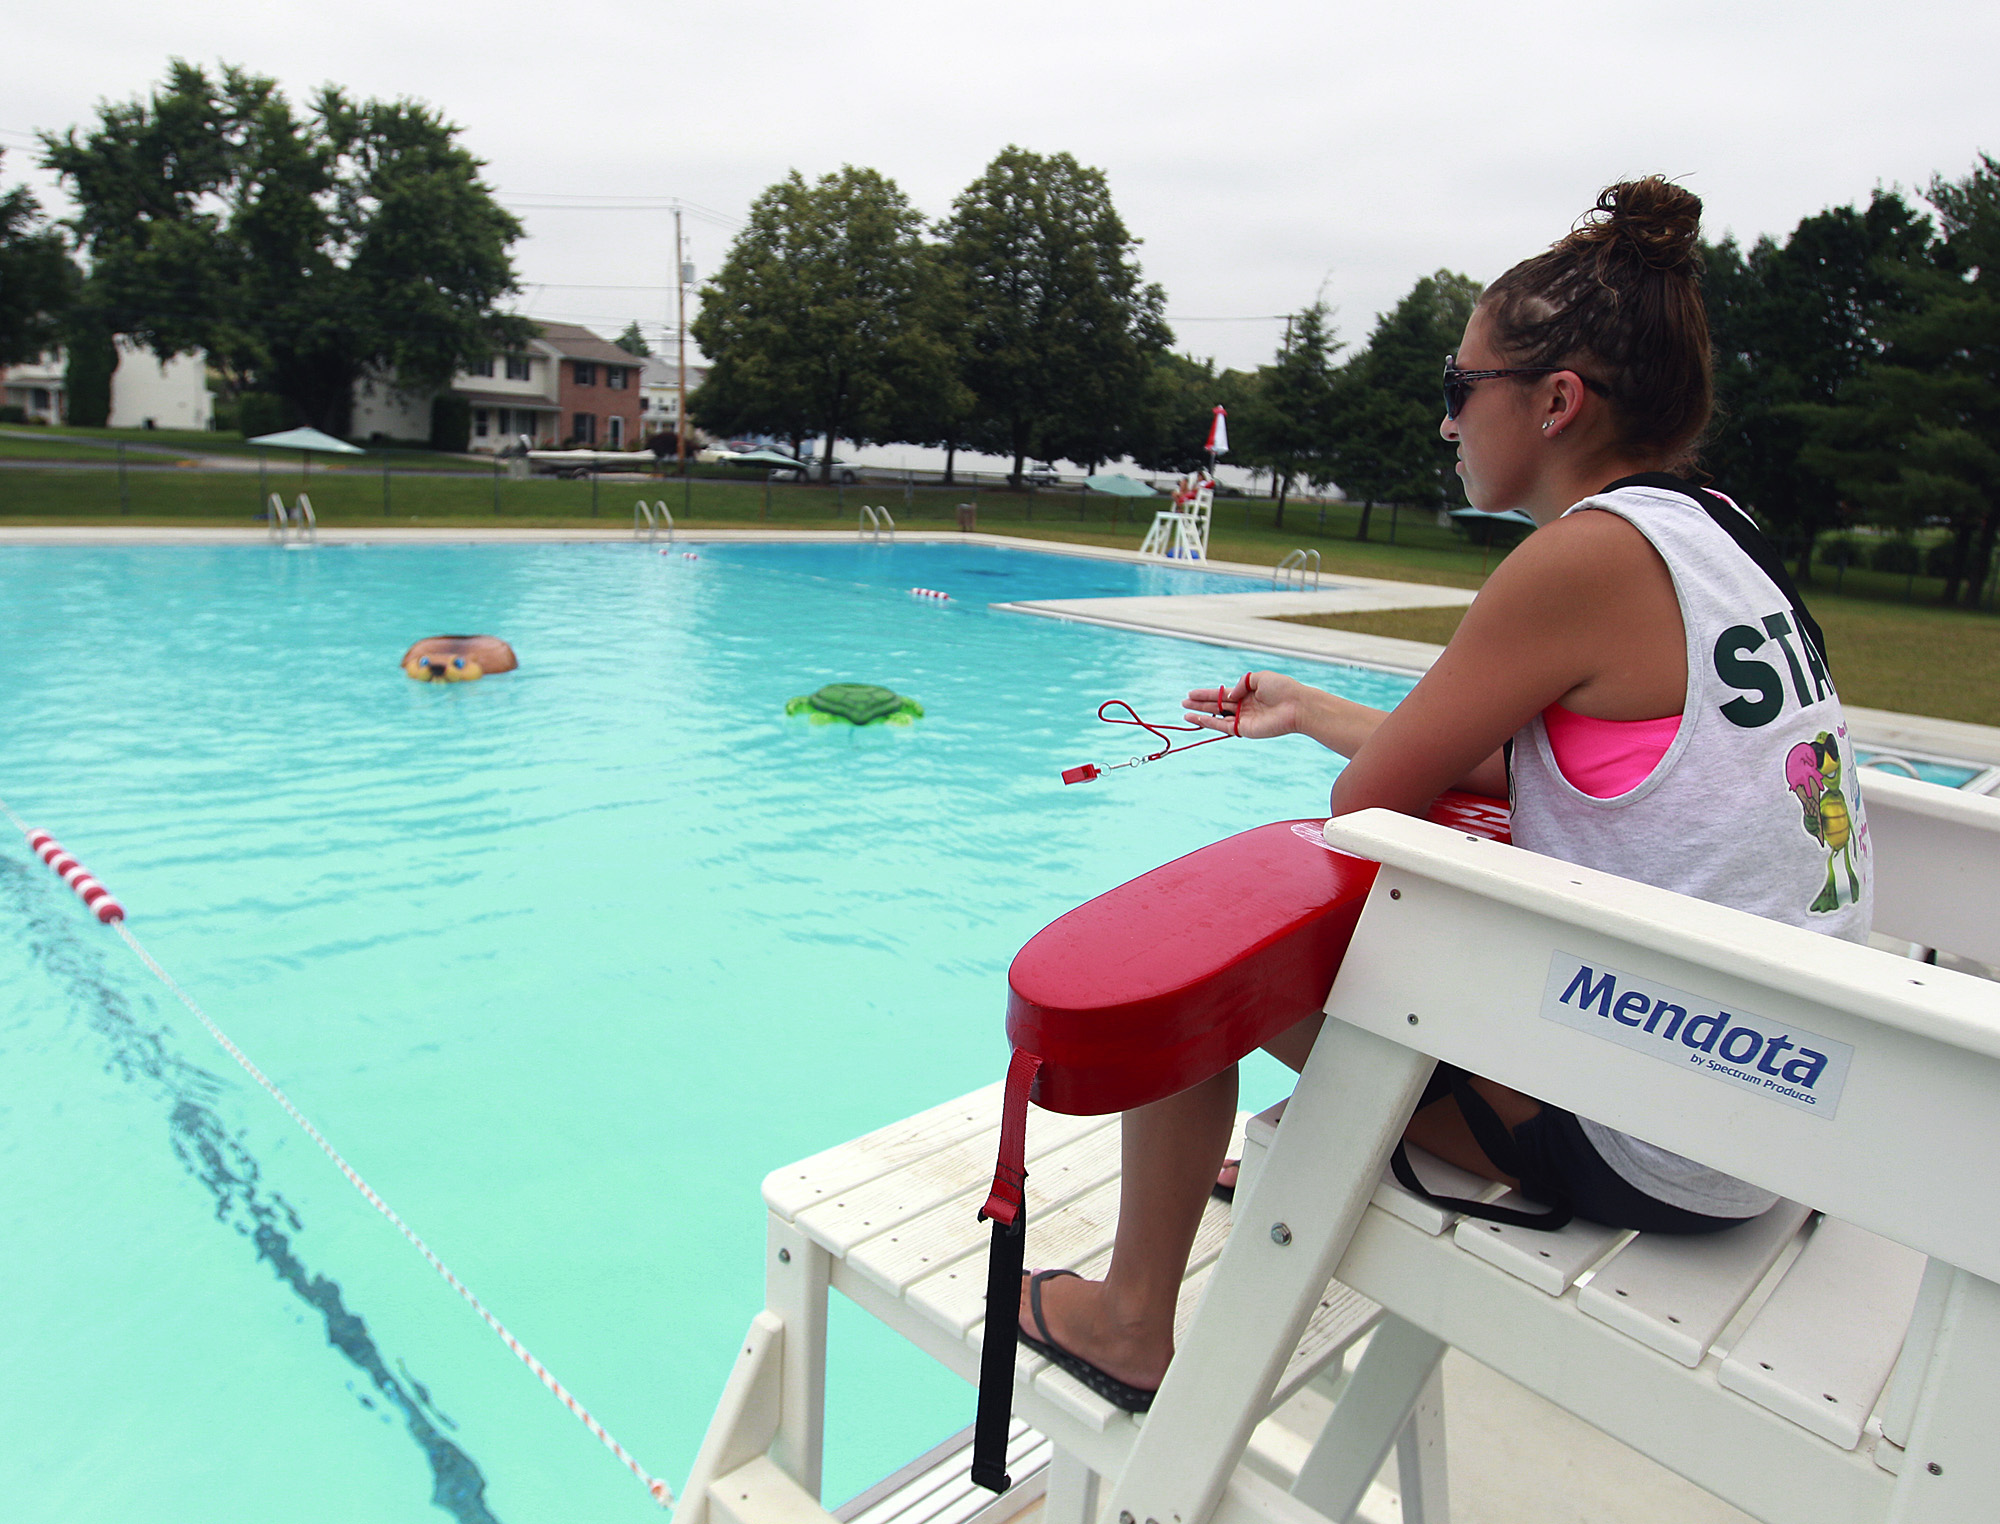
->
[1082,473,1157,497]
[247,426,365,481]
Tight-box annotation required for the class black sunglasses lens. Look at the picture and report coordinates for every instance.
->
[1443,375,1468,419]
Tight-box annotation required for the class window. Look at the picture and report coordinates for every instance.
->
[607,367,627,390]
[573,362,597,386]
[471,357,495,377]
[494,408,511,435]
[473,408,489,437]
[573,412,596,444]
[505,354,531,381]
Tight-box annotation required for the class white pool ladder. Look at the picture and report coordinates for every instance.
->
[267,492,317,546]
[860,504,896,543]
[635,499,674,544]
[1274,548,1321,590]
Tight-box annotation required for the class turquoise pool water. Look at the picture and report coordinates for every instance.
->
[0,542,1411,1523]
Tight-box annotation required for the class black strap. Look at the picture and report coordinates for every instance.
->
[1392,1072,1573,1231]
[1600,473,1831,679]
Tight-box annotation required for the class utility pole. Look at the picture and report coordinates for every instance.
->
[675,207,690,466]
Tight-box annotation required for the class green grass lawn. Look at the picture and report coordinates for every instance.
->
[1,423,495,471]
[1280,601,2000,728]
[3,465,1993,727]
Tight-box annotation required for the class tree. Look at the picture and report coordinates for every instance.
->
[1703,190,1935,578]
[614,321,651,357]
[0,150,75,368]
[42,60,529,436]
[1330,271,1481,536]
[1235,304,1341,528]
[1794,163,2000,605]
[1123,353,1250,476]
[62,303,117,427]
[691,165,953,479]
[941,148,1170,482]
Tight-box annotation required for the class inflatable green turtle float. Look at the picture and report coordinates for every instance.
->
[786,683,923,726]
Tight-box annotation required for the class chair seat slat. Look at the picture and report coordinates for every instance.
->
[1718,1217,1928,1449]
[1577,1201,1811,1367]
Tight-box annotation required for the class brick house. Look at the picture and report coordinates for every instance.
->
[544,323,644,449]
[350,322,646,452]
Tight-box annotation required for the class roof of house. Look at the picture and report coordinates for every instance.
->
[639,356,709,387]
[533,322,646,368]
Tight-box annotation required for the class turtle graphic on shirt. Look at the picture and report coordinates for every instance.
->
[1785,732,1861,914]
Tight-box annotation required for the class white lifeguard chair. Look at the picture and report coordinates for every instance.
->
[1140,473,1214,561]
[685,768,2000,1524]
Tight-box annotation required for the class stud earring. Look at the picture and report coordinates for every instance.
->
[1541,422,1552,431]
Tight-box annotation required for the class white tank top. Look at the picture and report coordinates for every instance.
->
[1510,483,1873,1216]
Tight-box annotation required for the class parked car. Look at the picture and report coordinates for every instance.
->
[781,456,861,485]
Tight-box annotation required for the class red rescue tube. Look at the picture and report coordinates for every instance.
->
[1007,790,1509,1115]
[25,828,126,923]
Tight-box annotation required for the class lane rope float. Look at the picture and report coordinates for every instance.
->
[0,798,674,1510]
[909,586,950,601]
[1061,681,1246,784]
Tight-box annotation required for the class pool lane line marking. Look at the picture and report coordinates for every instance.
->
[0,803,674,1510]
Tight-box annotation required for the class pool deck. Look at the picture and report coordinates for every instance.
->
[6,524,1995,772]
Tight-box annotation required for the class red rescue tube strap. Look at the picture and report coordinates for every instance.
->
[979,1049,1043,1227]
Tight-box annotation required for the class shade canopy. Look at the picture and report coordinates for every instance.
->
[1083,473,1157,498]
[246,427,366,455]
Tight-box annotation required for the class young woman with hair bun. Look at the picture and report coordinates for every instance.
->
[1015,177,1873,1413]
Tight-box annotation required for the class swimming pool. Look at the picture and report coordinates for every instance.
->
[0,542,1411,1523]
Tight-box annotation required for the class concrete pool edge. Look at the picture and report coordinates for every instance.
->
[6,524,1995,770]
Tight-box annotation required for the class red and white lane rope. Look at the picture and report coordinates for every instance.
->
[1,801,674,1510]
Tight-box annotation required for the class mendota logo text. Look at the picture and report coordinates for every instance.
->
[1539,952,1853,1117]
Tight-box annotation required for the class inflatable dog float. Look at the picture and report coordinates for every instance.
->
[402,635,518,683]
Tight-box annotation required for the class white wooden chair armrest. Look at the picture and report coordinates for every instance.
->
[1319,808,2000,1285]
[1859,768,2000,965]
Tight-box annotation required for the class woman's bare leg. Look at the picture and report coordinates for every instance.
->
[1018,1062,1237,1390]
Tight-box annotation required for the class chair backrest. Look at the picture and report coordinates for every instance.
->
[1857,767,2000,965]
[1321,809,2000,1285]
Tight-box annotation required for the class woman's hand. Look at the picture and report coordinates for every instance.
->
[1184,671,1314,740]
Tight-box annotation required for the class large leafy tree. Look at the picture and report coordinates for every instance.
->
[0,151,75,368]
[941,148,1170,482]
[1703,190,1934,578]
[1235,303,1341,528]
[1330,271,1481,536]
[691,166,953,478]
[1794,161,2000,605]
[41,60,528,436]
[1122,352,1250,476]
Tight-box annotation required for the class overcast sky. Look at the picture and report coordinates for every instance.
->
[6,0,1995,375]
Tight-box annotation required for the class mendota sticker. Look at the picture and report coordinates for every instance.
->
[1540,951,1852,1117]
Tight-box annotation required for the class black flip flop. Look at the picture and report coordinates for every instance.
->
[1212,1158,1240,1204]
[1016,1268,1159,1414]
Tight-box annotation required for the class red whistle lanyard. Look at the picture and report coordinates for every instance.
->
[1061,684,1244,785]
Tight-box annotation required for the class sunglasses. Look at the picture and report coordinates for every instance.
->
[1442,355,1609,419]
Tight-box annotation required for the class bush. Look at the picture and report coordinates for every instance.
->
[1926,541,1961,579]
[63,319,117,428]
[1816,533,1861,568]
[429,394,471,453]
[238,393,294,438]
[1869,537,1921,575]
[0,404,25,424]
